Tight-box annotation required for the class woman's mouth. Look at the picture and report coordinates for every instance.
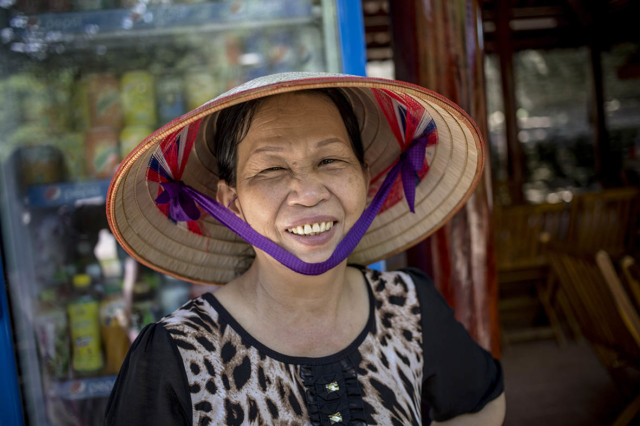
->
[286,221,334,236]
[283,220,338,248]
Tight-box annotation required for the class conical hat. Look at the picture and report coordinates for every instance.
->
[107,72,484,285]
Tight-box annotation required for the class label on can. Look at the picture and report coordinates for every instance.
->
[121,71,157,126]
[68,299,104,373]
[185,71,219,111]
[56,133,85,181]
[85,127,120,179]
[87,74,123,129]
[120,125,152,158]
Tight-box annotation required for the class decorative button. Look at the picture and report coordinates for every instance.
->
[328,412,342,424]
[325,381,340,392]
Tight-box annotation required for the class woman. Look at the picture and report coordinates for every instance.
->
[105,73,505,425]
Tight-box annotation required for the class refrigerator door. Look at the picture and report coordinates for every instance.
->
[0,1,364,425]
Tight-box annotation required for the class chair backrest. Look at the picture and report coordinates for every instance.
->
[621,256,640,314]
[549,249,640,366]
[494,202,570,271]
[568,188,639,256]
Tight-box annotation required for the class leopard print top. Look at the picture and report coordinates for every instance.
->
[160,268,422,426]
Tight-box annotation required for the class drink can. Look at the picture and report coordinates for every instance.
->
[184,70,219,111]
[156,75,185,125]
[71,78,91,131]
[87,74,123,129]
[18,145,64,185]
[85,127,120,179]
[9,73,49,127]
[121,71,157,126]
[56,133,85,181]
[120,125,152,158]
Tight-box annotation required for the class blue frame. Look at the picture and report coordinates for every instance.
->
[0,250,25,425]
[336,0,366,76]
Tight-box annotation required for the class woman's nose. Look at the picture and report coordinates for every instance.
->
[286,172,330,207]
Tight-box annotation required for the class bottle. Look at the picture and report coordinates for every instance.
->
[68,274,104,376]
[34,287,70,380]
[100,283,130,375]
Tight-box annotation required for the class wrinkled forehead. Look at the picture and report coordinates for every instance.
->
[244,92,347,135]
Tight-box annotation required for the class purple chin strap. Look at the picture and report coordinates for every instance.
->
[155,126,434,276]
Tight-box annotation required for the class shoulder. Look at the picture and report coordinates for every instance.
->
[159,295,226,354]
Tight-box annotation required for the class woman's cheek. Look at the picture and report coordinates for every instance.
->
[241,183,287,234]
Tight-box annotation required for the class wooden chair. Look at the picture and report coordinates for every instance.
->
[494,202,571,345]
[568,188,639,257]
[549,249,640,426]
[621,256,640,314]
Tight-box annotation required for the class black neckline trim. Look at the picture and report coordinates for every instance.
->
[202,265,375,366]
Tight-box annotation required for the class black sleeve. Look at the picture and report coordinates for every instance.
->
[401,267,504,423]
[104,322,192,426]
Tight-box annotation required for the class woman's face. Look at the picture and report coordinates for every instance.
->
[221,92,369,264]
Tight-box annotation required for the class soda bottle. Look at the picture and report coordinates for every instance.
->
[100,283,130,375]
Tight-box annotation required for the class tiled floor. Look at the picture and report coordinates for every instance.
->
[501,340,635,426]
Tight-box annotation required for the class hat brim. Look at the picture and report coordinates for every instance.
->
[107,73,484,285]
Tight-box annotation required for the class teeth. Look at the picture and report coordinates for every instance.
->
[287,221,335,235]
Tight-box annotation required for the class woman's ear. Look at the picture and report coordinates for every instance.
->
[216,179,242,217]
[363,162,371,193]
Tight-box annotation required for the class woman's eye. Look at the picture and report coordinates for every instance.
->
[320,159,336,166]
[262,167,284,172]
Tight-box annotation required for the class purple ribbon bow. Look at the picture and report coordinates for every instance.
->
[400,133,430,213]
[154,126,434,275]
[155,181,201,222]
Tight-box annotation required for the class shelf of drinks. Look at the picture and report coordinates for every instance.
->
[27,179,111,208]
[50,375,117,400]
[17,0,316,39]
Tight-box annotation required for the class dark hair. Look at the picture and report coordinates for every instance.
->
[210,88,365,186]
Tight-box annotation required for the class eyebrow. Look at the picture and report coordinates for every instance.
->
[249,138,345,157]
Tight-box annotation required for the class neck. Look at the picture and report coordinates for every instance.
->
[241,253,351,325]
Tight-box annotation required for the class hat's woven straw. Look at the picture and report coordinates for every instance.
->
[107,72,484,285]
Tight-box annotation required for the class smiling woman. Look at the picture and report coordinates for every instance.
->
[105,73,505,425]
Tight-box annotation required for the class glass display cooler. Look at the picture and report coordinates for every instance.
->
[0,0,365,424]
